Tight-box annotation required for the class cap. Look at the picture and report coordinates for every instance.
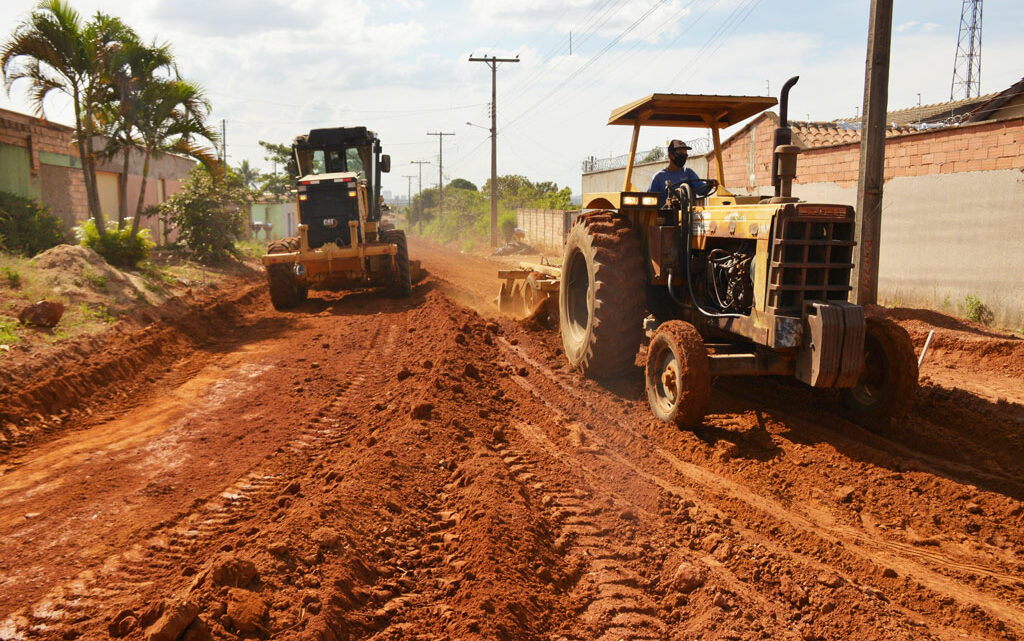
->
[668,139,692,151]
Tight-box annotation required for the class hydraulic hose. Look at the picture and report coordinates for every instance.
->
[668,200,743,319]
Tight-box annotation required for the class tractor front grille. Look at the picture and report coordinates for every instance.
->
[300,183,361,249]
[767,208,855,314]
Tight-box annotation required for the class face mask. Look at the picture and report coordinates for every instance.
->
[670,150,688,167]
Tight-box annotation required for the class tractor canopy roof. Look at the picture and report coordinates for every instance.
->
[608,93,777,129]
[294,126,379,149]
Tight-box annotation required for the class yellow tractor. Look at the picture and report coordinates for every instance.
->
[262,127,411,309]
[554,77,917,426]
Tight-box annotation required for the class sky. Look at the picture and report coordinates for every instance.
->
[0,0,1021,201]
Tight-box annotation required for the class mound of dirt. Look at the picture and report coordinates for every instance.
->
[31,244,165,308]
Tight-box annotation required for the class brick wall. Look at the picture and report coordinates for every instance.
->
[711,114,1024,192]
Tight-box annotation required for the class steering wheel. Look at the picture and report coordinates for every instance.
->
[670,177,718,199]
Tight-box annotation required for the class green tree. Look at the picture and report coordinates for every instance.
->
[126,77,217,240]
[2,1,135,235]
[450,178,477,191]
[257,140,295,202]
[235,159,260,192]
[159,164,249,263]
[99,35,175,229]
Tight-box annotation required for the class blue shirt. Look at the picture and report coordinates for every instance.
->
[648,167,703,205]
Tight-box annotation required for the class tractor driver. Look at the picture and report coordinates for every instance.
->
[648,139,717,206]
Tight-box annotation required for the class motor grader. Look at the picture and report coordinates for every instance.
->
[504,77,918,427]
[262,127,411,309]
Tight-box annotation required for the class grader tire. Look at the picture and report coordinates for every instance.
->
[558,211,645,379]
[265,236,306,310]
[645,320,711,429]
[381,229,412,297]
[841,316,918,426]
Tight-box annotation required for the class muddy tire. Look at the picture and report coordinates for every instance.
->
[558,211,646,378]
[645,320,711,429]
[265,237,306,310]
[842,316,918,425]
[381,229,411,297]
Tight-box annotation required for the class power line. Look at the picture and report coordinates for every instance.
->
[502,0,672,131]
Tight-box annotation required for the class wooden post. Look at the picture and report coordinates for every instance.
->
[853,0,893,305]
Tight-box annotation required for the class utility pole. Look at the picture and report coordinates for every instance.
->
[426,132,455,222]
[469,54,519,246]
[410,160,431,233]
[220,119,227,162]
[853,0,892,305]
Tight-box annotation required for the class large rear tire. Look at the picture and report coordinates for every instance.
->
[645,320,711,429]
[380,229,412,297]
[558,211,645,379]
[841,316,918,425]
[266,236,306,310]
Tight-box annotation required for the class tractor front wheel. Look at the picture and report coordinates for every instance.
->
[841,316,918,425]
[381,229,412,297]
[558,211,645,379]
[266,236,306,310]
[645,320,711,429]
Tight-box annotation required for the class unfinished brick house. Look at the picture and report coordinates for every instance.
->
[0,106,194,241]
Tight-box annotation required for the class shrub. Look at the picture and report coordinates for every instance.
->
[0,191,64,256]
[498,210,517,242]
[160,166,250,264]
[75,219,152,268]
[963,294,993,325]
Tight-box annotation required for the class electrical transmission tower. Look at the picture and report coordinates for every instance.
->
[950,0,982,100]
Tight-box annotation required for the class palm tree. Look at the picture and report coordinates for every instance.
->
[1,1,134,234]
[235,159,260,192]
[128,77,218,240]
[100,36,175,229]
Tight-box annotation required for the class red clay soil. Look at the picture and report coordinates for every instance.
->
[0,237,1021,641]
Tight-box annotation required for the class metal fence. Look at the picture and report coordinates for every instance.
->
[581,138,711,174]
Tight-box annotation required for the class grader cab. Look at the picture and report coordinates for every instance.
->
[507,77,918,427]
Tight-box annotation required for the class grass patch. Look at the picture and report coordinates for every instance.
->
[138,262,177,295]
[2,266,20,288]
[79,268,109,292]
[77,302,117,324]
[0,317,21,345]
[234,239,265,261]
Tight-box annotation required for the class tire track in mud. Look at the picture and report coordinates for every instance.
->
[495,424,669,641]
[496,336,1022,640]
[0,321,401,640]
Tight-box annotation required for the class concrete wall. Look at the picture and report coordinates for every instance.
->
[251,201,298,241]
[581,155,710,196]
[516,208,575,252]
[794,172,1024,328]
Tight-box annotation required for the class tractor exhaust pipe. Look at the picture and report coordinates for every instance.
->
[772,76,800,199]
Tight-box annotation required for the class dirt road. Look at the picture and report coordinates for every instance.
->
[0,238,1021,641]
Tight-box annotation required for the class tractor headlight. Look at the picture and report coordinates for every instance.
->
[641,196,658,206]
[622,195,639,206]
